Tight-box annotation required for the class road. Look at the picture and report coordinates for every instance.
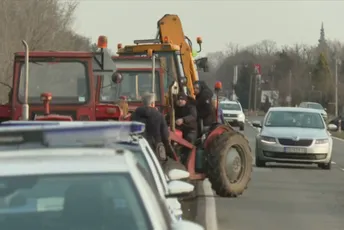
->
[189,116,344,230]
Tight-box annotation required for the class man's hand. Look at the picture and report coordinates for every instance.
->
[176,118,183,126]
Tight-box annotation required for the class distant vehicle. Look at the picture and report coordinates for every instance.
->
[252,107,337,169]
[299,102,327,120]
[0,148,203,230]
[219,100,245,130]
[0,121,193,221]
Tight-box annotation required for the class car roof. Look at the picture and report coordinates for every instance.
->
[268,107,321,113]
[220,100,240,104]
[300,102,321,105]
[0,148,136,176]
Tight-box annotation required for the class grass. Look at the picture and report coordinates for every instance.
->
[331,131,344,139]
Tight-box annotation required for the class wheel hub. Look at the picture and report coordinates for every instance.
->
[225,147,244,182]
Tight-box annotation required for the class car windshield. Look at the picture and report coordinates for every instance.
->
[100,71,161,102]
[307,103,323,110]
[18,61,89,104]
[264,111,325,129]
[0,173,151,230]
[220,103,241,111]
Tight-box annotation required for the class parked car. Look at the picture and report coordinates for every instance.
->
[219,100,245,130]
[299,102,327,120]
[252,107,337,169]
[0,147,203,230]
[0,121,193,220]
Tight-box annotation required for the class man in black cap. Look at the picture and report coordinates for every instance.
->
[172,92,198,144]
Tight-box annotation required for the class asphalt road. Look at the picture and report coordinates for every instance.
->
[190,116,344,230]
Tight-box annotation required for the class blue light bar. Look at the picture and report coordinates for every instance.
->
[0,122,145,148]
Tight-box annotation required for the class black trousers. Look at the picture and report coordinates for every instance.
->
[184,130,197,144]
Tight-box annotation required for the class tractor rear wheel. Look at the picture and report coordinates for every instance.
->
[205,130,252,197]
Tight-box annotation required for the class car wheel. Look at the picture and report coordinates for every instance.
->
[239,123,245,131]
[255,156,266,167]
[318,162,331,170]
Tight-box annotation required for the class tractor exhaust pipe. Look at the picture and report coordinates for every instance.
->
[21,40,29,121]
[152,54,156,94]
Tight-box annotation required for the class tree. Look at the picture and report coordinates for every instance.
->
[235,63,255,109]
[0,0,91,102]
[311,53,333,105]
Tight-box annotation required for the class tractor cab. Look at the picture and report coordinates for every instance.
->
[0,36,120,122]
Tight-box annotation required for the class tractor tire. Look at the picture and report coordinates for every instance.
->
[162,157,196,200]
[206,130,252,197]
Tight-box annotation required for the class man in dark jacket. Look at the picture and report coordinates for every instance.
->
[193,81,216,132]
[173,92,198,143]
[131,93,171,162]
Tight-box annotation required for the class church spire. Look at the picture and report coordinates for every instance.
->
[318,22,325,44]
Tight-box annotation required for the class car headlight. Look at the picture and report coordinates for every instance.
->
[261,136,276,144]
[238,113,245,118]
[315,138,329,144]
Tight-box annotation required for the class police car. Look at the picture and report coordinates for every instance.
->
[0,121,193,220]
[0,147,203,230]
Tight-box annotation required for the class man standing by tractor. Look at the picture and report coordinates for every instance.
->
[193,81,216,133]
[131,93,172,163]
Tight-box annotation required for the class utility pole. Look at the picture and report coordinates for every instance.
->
[248,74,253,111]
[254,74,257,111]
[335,59,340,117]
[288,70,292,106]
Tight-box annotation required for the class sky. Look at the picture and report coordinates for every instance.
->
[73,0,344,55]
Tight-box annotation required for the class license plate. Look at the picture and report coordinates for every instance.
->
[226,119,233,122]
[284,147,306,153]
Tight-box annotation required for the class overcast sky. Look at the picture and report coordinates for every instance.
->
[74,0,344,54]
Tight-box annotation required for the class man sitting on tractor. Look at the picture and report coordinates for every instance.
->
[131,93,172,163]
[193,81,216,134]
[169,92,198,144]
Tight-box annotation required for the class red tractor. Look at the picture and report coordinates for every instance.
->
[0,36,124,122]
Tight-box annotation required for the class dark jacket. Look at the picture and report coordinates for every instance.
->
[131,106,169,148]
[195,81,216,126]
[174,102,197,133]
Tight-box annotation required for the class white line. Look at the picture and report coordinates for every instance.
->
[203,179,218,230]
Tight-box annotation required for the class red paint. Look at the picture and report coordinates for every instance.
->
[34,114,73,121]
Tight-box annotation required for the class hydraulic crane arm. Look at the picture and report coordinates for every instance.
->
[156,14,206,97]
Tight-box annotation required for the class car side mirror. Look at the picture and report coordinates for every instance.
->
[166,180,194,198]
[111,72,123,84]
[324,108,327,111]
[327,124,337,131]
[168,169,190,180]
[252,121,262,128]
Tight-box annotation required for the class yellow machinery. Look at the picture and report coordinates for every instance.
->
[117,14,209,98]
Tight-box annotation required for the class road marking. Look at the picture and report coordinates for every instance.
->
[332,161,336,164]
[203,179,218,230]
[332,136,344,142]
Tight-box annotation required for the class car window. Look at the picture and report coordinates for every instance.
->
[264,111,325,129]
[307,103,323,110]
[0,173,152,230]
[136,163,172,229]
[220,103,241,111]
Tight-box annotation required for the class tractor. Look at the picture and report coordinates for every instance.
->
[0,37,125,122]
[110,14,253,197]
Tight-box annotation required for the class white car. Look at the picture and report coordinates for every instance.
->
[252,107,336,169]
[0,147,203,230]
[0,121,193,220]
[299,102,327,120]
[219,100,245,130]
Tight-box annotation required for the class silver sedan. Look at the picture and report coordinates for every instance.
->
[252,107,337,169]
